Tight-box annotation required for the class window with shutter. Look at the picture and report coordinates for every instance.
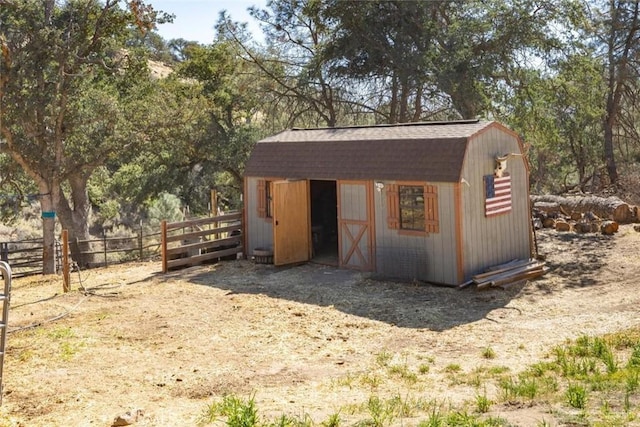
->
[386,182,439,234]
[424,185,439,233]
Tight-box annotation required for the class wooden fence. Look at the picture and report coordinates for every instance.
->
[161,212,243,273]
[0,239,62,278]
[0,210,243,284]
[75,229,162,268]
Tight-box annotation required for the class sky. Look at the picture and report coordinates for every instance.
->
[150,0,267,44]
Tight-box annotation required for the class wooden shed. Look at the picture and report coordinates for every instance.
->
[243,120,532,286]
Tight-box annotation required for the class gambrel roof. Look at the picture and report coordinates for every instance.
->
[244,120,502,182]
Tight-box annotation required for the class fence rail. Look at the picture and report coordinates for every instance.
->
[0,228,160,277]
[75,230,162,268]
[0,211,243,281]
[0,240,62,278]
[161,211,243,273]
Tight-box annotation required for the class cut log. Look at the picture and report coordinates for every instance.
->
[575,222,599,233]
[534,201,560,213]
[531,194,636,223]
[542,217,556,228]
[555,220,571,232]
[600,221,618,235]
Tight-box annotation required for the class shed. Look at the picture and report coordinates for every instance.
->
[243,119,532,286]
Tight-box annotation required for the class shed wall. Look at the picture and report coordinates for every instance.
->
[245,177,275,256]
[460,127,531,280]
[373,181,459,284]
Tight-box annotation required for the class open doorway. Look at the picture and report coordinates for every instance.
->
[310,180,338,265]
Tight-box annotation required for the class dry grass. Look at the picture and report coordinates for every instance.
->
[0,226,639,426]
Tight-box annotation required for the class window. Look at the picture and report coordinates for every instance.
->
[399,185,425,231]
[386,183,439,234]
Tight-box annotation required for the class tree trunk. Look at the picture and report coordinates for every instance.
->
[531,194,637,223]
[55,172,94,267]
[604,112,618,185]
[389,75,398,124]
[40,191,57,275]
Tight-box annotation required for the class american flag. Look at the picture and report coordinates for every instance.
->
[484,174,512,217]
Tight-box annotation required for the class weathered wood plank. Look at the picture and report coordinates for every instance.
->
[166,212,242,231]
[165,224,241,243]
[166,246,243,269]
[166,236,241,256]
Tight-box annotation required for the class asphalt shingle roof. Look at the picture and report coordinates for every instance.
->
[244,120,494,182]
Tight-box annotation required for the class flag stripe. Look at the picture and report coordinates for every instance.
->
[485,175,512,217]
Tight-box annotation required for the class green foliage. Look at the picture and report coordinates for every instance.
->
[375,351,392,367]
[0,154,38,224]
[499,376,539,401]
[627,345,640,369]
[418,364,430,374]
[147,193,184,226]
[2,0,640,239]
[365,395,394,427]
[320,412,341,427]
[387,364,418,384]
[0,0,169,269]
[482,347,496,359]
[475,390,492,413]
[199,394,259,427]
[418,408,443,427]
[444,364,462,373]
[566,383,587,409]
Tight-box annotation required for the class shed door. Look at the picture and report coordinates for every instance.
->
[273,180,311,266]
[338,181,374,271]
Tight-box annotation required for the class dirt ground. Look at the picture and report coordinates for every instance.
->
[1,225,640,426]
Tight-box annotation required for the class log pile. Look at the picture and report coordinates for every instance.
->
[531,194,634,235]
[470,259,548,290]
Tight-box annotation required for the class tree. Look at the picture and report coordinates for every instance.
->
[0,0,165,270]
[550,54,605,190]
[219,0,357,128]
[103,43,262,217]
[597,0,640,185]
[0,153,38,224]
[322,0,441,123]
[176,42,263,190]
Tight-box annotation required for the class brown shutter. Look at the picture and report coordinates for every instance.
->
[425,184,439,233]
[386,184,399,229]
[257,179,266,218]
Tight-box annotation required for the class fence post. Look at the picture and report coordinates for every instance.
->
[103,231,107,267]
[0,243,7,263]
[161,220,168,273]
[211,190,219,239]
[62,230,70,293]
[138,224,143,261]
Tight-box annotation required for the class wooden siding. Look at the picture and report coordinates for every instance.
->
[373,181,458,284]
[459,126,531,280]
[245,177,274,256]
[338,181,374,270]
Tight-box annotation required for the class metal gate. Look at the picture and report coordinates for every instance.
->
[0,261,12,405]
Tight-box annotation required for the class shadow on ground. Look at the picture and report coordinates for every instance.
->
[179,261,521,332]
[535,229,615,288]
